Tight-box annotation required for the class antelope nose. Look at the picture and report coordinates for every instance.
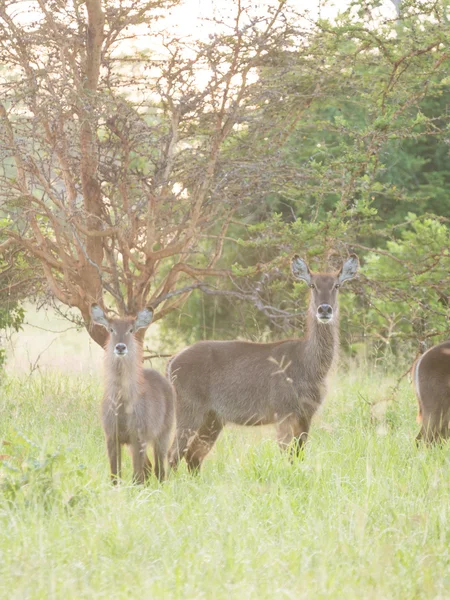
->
[115,343,127,354]
[318,304,332,317]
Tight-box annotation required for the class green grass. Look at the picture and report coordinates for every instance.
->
[0,368,449,599]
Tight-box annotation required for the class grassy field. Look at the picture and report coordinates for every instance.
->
[0,364,449,599]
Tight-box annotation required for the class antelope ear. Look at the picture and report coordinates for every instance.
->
[134,307,154,331]
[291,256,312,285]
[338,254,359,284]
[90,304,110,329]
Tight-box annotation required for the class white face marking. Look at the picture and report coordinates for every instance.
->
[114,348,128,357]
[316,315,334,324]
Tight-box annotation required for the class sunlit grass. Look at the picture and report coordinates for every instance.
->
[0,369,449,599]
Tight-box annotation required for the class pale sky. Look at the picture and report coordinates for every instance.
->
[165,0,395,29]
[158,0,395,41]
[121,0,396,64]
[8,1,397,52]
[2,0,397,94]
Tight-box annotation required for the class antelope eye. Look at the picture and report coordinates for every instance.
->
[109,327,114,334]
[309,283,315,289]
[335,283,340,289]
[128,328,134,334]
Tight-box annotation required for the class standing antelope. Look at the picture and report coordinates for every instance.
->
[91,305,175,483]
[168,254,359,472]
[413,340,450,444]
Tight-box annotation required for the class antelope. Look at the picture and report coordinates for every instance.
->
[412,340,450,444]
[91,304,175,483]
[168,254,359,472]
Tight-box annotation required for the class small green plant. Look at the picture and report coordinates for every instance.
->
[0,304,25,368]
[0,430,85,508]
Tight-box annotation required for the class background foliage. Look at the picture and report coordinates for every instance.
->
[162,0,450,361]
[0,0,449,363]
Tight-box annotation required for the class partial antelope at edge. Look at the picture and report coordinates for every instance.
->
[413,340,450,444]
[91,304,175,483]
[167,254,359,473]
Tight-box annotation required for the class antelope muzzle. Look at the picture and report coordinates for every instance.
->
[114,343,128,356]
[317,304,333,323]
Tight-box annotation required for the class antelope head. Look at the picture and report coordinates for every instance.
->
[291,255,359,324]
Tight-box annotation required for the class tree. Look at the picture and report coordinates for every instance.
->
[2,0,449,358]
[163,0,450,356]
[0,0,300,345]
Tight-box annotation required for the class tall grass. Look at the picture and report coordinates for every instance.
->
[0,369,449,599]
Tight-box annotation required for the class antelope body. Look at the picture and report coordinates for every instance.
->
[168,255,359,472]
[413,340,450,443]
[91,305,175,482]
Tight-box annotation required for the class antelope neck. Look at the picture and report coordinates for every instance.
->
[303,306,339,379]
[106,346,144,400]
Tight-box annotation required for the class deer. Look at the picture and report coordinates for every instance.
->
[412,340,450,444]
[167,254,359,472]
[90,304,175,483]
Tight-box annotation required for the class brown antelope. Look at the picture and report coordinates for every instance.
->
[91,305,175,483]
[167,254,359,472]
[412,340,450,444]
